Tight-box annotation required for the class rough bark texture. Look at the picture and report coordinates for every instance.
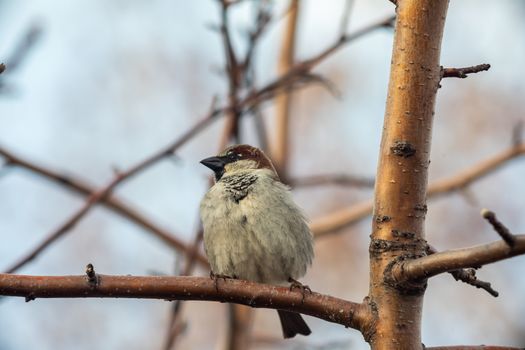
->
[368,1,449,349]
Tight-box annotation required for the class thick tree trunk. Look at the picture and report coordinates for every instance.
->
[368,1,449,349]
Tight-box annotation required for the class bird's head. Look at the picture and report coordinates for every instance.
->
[200,144,278,181]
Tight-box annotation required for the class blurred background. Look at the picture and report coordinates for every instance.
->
[1,0,524,349]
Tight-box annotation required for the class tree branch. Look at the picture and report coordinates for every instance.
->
[0,273,371,333]
[289,173,374,188]
[448,268,499,297]
[426,245,499,297]
[441,64,490,79]
[0,146,209,267]
[270,0,300,179]
[394,234,525,282]
[311,144,525,236]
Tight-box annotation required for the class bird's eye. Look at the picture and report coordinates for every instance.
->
[227,152,237,161]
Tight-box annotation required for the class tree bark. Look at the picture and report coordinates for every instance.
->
[368,1,449,349]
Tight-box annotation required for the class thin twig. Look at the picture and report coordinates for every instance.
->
[449,268,498,297]
[0,274,370,333]
[481,209,516,248]
[338,0,354,37]
[4,24,42,73]
[441,64,490,79]
[0,146,209,267]
[426,245,498,297]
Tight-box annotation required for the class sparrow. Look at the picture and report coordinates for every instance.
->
[199,144,314,338]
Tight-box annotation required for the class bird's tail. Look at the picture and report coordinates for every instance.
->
[277,310,311,338]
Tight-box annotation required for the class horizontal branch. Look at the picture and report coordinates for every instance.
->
[0,273,370,333]
[395,234,525,281]
[426,245,498,297]
[441,63,490,79]
[311,144,525,236]
[289,174,374,188]
[0,146,209,267]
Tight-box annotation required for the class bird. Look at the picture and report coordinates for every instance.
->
[199,144,314,339]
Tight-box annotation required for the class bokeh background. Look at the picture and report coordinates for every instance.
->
[1,0,524,349]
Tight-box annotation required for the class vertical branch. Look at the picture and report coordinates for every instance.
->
[270,0,300,180]
[223,304,255,350]
[368,1,449,349]
[218,1,242,146]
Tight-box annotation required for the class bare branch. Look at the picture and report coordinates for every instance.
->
[394,234,525,282]
[426,245,498,297]
[163,229,204,350]
[289,173,374,188]
[481,209,516,247]
[0,274,371,333]
[300,15,395,70]
[311,144,525,236]
[441,64,490,79]
[338,0,354,38]
[449,268,498,297]
[270,0,300,179]
[4,24,42,73]
[0,146,209,267]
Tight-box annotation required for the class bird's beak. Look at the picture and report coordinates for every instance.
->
[200,156,227,173]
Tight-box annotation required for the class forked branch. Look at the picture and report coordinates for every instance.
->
[395,234,525,282]
[426,245,499,297]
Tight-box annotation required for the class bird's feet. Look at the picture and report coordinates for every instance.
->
[210,271,234,292]
[288,277,312,303]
